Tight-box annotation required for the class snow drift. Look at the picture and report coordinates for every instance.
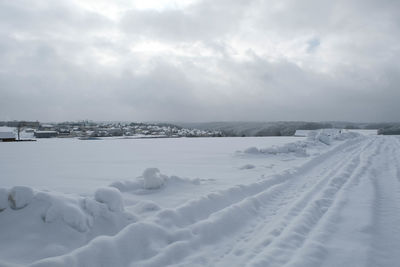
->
[241,129,360,157]
[111,168,200,193]
[0,186,135,265]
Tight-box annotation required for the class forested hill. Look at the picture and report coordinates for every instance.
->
[176,121,400,136]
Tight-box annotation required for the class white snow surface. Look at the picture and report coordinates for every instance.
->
[1,130,400,267]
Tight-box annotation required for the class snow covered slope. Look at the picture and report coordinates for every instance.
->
[1,131,399,267]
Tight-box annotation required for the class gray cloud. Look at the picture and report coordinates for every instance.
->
[120,0,252,42]
[0,0,399,122]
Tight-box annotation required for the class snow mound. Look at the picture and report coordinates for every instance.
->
[9,186,34,210]
[94,187,124,212]
[143,168,167,189]
[111,168,200,193]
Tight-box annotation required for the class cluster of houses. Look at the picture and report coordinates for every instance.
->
[0,121,223,140]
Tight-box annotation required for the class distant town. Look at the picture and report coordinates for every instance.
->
[0,121,223,141]
[1,120,399,142]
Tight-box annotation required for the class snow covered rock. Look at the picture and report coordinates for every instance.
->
[0,188,8,211]
[142,168,167,189]
[94,187,124,212]
[8,186,34,210]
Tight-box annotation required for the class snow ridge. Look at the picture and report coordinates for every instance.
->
[240,129,360,157]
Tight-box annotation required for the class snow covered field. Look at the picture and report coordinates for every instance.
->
[1,130,400,267]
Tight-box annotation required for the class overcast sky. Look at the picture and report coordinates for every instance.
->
[1,0,399,122]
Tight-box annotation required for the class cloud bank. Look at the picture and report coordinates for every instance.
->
[1,0,399,122]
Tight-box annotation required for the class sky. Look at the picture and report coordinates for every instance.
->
[0,0,399,122]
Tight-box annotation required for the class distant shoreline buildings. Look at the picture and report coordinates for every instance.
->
[1,120,398,141]
[0,121,223,139]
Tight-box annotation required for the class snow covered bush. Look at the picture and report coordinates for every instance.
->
[142,168,167,189]
[94,187,124,212]
[8,186,34,210]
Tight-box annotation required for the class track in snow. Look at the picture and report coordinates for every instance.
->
[30,136,400,267]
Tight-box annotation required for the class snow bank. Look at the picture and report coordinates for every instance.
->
[0,185,135,264]
[242,141,307,157]
[111,168,200,193]
[261,142,307,156]
[26,167,308,267]
[241,129,361,157]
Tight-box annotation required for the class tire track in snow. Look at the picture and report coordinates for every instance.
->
[366,137,400,267]
[243,137,379,267]
[276,136,384,267]
[207,137,372,266]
